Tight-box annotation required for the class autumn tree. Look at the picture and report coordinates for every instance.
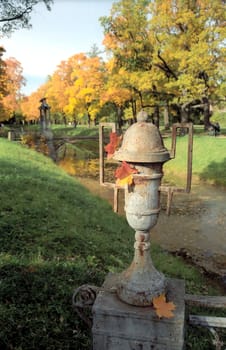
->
[1,57,25,121]
[100,58,133,127]
[25,52,107,127]
[0,0,53,36]
[44,59,76,124]
[64,53,106,126]
[0,51,25,123]
[100,0,157,123]
[101,0,226,128]
[0,47,8,119]
[149,0,226,128]
[20,88,45,123]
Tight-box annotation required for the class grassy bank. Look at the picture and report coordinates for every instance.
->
[0,138,225,349]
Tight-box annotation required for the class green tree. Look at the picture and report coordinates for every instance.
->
[87,43,103,58]
[0,0,53,36]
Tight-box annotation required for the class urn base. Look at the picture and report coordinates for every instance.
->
[92,275,185,350]
[117,266,166,306]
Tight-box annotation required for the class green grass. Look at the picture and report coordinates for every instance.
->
[211,110,226,128]
[163,133,226,187]
[51,124,99,137]
[9,123,100,138]
[0,138,225,349]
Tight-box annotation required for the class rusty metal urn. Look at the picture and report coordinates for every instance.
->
[113,110,170,306]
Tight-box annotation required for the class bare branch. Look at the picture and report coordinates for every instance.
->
[156,50,178,80]
[0,6,32,23]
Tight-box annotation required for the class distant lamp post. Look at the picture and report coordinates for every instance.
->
[39,97,50,132]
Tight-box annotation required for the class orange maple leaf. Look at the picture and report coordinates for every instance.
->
[115,161,138,186]
[153,294,176,319]
[104,132,121,159]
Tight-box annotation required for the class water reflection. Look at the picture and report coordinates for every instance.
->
[58,158,99,178]
[57,156,119,182]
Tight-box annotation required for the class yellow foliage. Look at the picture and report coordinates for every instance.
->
[116,174,134,187]
[16,0,225,125]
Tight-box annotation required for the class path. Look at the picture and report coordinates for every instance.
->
[78,177,226,282]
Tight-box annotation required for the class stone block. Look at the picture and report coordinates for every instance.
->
[92,277,185,350]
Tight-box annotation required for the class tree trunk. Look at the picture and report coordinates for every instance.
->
[163,104,170,130]
[40,109,47,132]
[203,97,211,130]
[179,103,191,135]
[73,117,77,128]
[181,103,190,123]
[131,99,137,123]
[116,105,124,130]
[153,105,160,128]
[87,113,91,128]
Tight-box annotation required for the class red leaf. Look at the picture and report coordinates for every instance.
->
[115,161,138,181]
[104,132,121,159]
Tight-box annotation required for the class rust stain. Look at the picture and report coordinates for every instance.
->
[139,244,144,256]
[140,234,145,242]
[138,234,145,256]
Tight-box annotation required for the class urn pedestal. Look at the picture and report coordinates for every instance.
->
[92,111,185,349]
[92,275,185,350]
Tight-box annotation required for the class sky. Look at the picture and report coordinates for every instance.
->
[1,0,114,95]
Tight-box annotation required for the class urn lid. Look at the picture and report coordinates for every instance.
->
[113,110,170,163]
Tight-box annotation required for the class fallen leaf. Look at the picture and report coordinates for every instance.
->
[153,294,176,319]
[104,132,121,159]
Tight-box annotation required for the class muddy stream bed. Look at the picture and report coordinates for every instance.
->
[77,174,226,286]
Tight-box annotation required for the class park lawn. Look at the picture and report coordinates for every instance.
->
[0,138,225,349]
[163,133,226,188]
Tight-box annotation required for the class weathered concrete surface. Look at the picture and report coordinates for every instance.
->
[92,276,185,350]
